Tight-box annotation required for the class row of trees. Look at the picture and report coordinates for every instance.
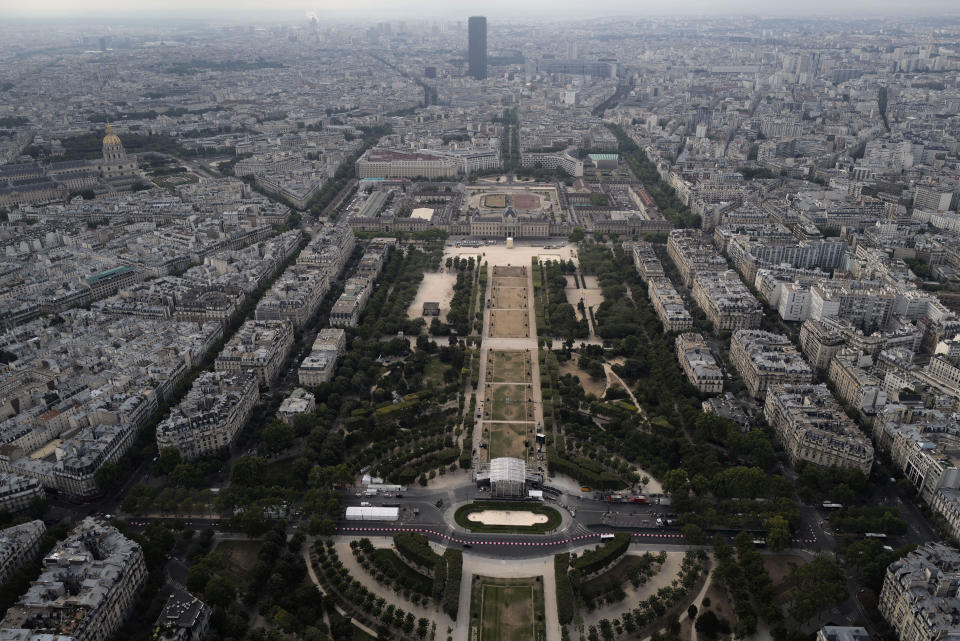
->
[535,258,589,340]
[314,540,428,640]
[444,259,477,336]
[605,124,701,228]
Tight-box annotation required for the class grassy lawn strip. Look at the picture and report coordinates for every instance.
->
[454,501,562,534]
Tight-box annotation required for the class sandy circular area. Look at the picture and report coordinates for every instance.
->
[467,510,548,526]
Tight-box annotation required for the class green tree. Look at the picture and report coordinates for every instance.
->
[158,447,182,474]
[662,468,690,497]
[683,523,706,545]
[786,556,847,624]
[766,515,792,552]
[231,455,267,486]
[261,419,294,454]
[695,611,731,639]
[205,575,237,608]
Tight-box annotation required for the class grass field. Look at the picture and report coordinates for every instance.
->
[489,309,529,338]
[492,286,528,309]
[487,421,530,459]
[422,357,452,387]
[486,384,534,421]
[214,540,264,591]
[488,351,532,383]
[470,575,547,641]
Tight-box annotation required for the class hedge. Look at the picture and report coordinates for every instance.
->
[370,548,433,596]
[459,438,472,469]
[432,555,447,601]
[573,533,631,576]
[546,446,626,490]
[442,549,463,619]
[554,553,575,625]
[394,532,441,570]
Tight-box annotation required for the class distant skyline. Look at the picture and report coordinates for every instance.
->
[2,0,960,20]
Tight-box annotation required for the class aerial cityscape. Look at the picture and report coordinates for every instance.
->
[1,3,960,641]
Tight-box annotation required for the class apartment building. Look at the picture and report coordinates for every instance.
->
[154,587,211,641]
[330,277,372,328]
[799,316,922,372]
[691,271,763,334]
[727,235,848,284]
[632,241,665,282]
[828,350,888,417]
[0,520,45,586]
[809,281,897,333]
[666,229,728,287]
[255,264,330,330]
[0,518,146,641]
[0,423,138,500]
[879,543,960,641]
[675,333,723,394]
[764,383,874,474]
[298,328,346,387]
[296,224,356,277]
[0,472,45,514]
[277,388,316,425]
[156,370,259,460]
[730,330,813,399]
[816,627,871,641]
[215,319,295,385]
[648,277,694,332]
[874,405,960,542]
[928,355,960,394]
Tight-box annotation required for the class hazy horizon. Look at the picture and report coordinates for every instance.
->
[2,0,960,21]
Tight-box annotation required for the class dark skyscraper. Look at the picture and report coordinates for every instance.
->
[468,16,487,80]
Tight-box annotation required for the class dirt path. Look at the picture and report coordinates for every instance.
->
[603,363,643,415]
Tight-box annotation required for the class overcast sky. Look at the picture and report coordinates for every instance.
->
[1,0,958,20]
